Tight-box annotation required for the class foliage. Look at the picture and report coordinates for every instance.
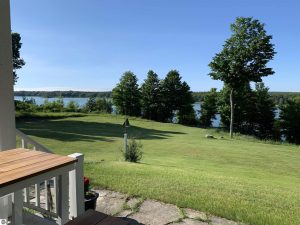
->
[95,98,113,113]
[218,84,255,132]
[123,138,143,163]
[65,100,80,112]
[218,83,276,139]
[252,83,276,139]
[199,88,218,127]
[12,33,25,84]
[159,70,196,124]
[112,71,141,116]
[209,17,276,137]
[280,97,300,144]
[177,81,197,125]
[84,97,97,112]
[15,97,38,112]
[42,98,64,112]
[140,70,162,120]
[160,70,183,121]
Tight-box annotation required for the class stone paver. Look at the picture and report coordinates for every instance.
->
[127,197,143,209]
[117,209,133,218]
[170,218,209,225]
[209,216,238,225]
[184,208,207,221]
[96,189,127,215]
[129,200,182,225]
[95,189,244,225]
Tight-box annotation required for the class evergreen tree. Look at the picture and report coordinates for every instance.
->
[177,82,196,125]
[253,83,276,139]
[280,97,300,144]
[159,70,183,122]
[140,70,161,120]
[199,88,218,127]
[85,97,97,112]
[112,71,141,117]
[95,98,113,113]
[159,70,196,124]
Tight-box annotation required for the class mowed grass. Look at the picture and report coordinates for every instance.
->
[16,113,300,225]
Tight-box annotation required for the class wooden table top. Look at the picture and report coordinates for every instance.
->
[0,148,77,188]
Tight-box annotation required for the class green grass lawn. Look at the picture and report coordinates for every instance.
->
[16,113,300,225]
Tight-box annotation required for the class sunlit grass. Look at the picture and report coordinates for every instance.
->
[17,113,300,225]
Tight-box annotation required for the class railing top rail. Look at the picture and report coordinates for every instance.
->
[16,129,53,153]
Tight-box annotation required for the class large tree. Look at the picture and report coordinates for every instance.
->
[112,71,141,117]
[140,70,161,120]
[12,32,25,84]
[209,17,276,138]
[159,70,183,122]
[159,70,195,124]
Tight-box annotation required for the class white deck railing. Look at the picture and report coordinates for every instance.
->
[12,129,85,224]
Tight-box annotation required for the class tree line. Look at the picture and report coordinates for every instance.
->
[15,97,112,114]
[112,70,196,125]
[192,91,300,105]
[14,90,112,98]
[15,90,300,106]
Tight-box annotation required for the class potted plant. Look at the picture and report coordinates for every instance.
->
[84,176,99,211]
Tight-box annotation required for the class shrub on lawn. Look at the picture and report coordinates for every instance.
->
[123,138,143,163]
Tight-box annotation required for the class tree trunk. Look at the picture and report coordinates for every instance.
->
[230,88,234,138]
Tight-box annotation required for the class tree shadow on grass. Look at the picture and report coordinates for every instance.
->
[17,119,186,143]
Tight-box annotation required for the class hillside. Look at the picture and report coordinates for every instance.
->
[16,113,300,225]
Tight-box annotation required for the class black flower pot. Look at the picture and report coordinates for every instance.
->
[84,191,99,211]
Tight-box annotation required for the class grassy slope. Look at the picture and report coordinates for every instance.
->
[16,114,300,225]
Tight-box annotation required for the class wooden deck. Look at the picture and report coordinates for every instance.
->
[0,148,77,188]
[0,148,81,225]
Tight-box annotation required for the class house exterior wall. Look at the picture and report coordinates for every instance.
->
[0,0,16,151]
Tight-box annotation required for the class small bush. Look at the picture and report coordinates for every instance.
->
[123,138,143,163]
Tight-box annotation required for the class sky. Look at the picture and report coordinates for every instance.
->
[10,0,300,92]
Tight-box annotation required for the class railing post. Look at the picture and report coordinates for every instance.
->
[58,172,69,225]
[0,195,12,222]
[21,138,27,149]
[68,153,84,218]
[12,190,23,225]
[35,183,40,207]
[45,180,49,210]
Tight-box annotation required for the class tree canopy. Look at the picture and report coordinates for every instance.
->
[280,97,300,144]
[140,70,161,120]
[199,88,218,127]
[209,17,276,137]
[12,32,25,84]
[112,71,141,117]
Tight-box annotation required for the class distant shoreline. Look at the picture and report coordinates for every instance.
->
[14,90,300,104]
